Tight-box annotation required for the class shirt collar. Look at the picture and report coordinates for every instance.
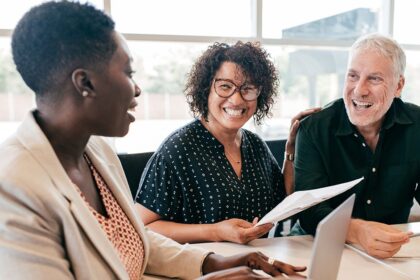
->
[194,119,225,150]
[335,98,413,136]
[194,119,246,151]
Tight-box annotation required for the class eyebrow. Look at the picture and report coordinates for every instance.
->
[215,78,254,85]
[347,69,384,76]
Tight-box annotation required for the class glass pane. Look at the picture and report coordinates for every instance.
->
[263,0,381,40]
[111,0,253,36]
[0,0,104,29]
[0,38,35,143]
[115,41,208,153]
[259,45,349,140]
[402,51,420,105]
[394,1,420,44]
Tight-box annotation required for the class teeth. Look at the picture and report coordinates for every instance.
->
[352,100,372,108]
[128,107,136,113]
[224,108,244,116]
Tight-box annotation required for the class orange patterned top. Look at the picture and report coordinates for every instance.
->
[75,154,145,280]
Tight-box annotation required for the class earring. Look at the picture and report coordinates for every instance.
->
[82,91,89,97]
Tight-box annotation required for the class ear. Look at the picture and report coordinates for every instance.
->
[71,69,96,98]
[395,75,405,98]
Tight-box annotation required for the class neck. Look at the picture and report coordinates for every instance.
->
[35,106,90,168]
[356,122,382,152]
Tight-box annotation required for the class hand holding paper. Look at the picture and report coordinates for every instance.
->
[255,177,363,226]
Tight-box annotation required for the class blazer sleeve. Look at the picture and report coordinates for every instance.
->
[144,228,211,279]
[0,180,74,280]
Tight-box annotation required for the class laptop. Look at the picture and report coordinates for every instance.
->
[307,194,355,280]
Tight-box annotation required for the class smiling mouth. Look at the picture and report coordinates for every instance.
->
[223,107,246,116]
[352,99,373,109]
[127,106,136,121]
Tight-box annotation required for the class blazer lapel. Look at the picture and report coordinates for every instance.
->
[86,143,151,272]
[16,112,128,279]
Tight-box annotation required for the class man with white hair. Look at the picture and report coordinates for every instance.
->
[294,33,420,259]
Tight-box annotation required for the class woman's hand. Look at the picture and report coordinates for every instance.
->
[202,252,306,279]
[213,218,273,244]
[200,266,269,280]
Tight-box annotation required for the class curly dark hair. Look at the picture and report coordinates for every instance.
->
[12,1,116,96]
[185,41,279,124]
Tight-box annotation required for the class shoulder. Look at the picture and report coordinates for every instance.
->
[298,99,345,139]
[242,128,266,147]
[0,136,47,188]
[241,129,273,157]
[300,99,344,127]
[155,119,204,156]
[397,99,420,119]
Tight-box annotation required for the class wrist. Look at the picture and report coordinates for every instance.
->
[284,151,294,162]
[202,253,226,275]
[285,140,294,154]
[210,222,222,242]
[347,219,364,244]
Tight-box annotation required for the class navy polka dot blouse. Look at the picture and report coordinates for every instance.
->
[136,119,285,224]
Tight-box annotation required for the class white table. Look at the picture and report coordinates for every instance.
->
[376,222,420,280]
[145,223,420,279]
[193,225,420,280]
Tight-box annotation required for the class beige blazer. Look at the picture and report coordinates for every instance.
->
[0,112,209,280]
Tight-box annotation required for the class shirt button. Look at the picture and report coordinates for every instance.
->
[372,167,376,173]
[362,143,366,147]
[367,199,372,205]
[354,133,358,138]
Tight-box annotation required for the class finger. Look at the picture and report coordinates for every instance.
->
[292,107,321,122]
[368,247,400,259]
[244,224,273,241]
[373,239,405,252]
[252,217,259,225]
[289,119,300,139]
[375,231,411,243]
[235,219,254,228]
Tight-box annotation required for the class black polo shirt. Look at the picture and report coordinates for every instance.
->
[295,98,420,235]
[136,119,284,224]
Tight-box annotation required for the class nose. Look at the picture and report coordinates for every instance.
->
[228,88,246,104]
[134,83,141,97]
[354,79,369,97]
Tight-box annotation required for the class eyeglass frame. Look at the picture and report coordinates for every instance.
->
[213,78,262,101]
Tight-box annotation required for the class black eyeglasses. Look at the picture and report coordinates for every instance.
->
[213,78,261,101]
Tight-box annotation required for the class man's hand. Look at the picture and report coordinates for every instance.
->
[213,218,273,244]
[202,252,306,279]
[347,219,412,259]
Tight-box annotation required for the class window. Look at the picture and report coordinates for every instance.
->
[112,0,253,37]
[1,0,420,153]
[263,0,382,40]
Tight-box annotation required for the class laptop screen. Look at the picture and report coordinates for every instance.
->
[308,194,355,280]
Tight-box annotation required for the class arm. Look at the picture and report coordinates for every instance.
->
[144,226,306,279]
[201,252,306,279]
[294,119,333,234]
[415,181,420,205]
[136,203,273,244]
[346,219,411,259]
[283,108,321,195]
[0,181,74,279]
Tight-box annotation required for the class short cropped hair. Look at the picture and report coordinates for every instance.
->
[12,1,116,96]
[185,41,279,124]
[350,33,406,78]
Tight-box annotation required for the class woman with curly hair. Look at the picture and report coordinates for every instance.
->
[136,42,318,244]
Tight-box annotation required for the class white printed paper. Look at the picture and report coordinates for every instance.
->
[255,177,364,226]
